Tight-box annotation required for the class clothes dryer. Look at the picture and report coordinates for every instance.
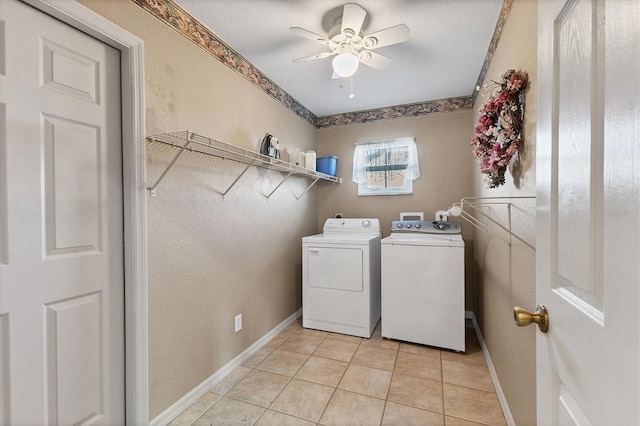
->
[302,218,381,338]
[381,220,465,351]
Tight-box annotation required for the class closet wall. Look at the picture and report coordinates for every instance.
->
[80,0,319,418]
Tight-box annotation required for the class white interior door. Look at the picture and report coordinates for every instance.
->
[536,0,640,424]
[0,0,125,424]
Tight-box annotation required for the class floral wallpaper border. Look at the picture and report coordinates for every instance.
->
[132,0,508,128]
[472,0,514,105]
[315,96,473,128]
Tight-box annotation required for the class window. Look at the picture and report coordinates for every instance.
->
[352,138,420,196]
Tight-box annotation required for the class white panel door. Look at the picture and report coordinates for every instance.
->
[537,0,639,424]
[0,0,124,424]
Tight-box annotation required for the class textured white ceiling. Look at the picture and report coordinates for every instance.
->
[175,0,503,117]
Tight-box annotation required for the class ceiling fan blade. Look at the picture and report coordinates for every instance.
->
[362,24,410,49]
[341,3,367,39]
[359,50,392,70]
[292,51,336,62]
[290,27,333,46]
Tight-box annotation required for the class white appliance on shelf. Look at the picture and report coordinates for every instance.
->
[302,218,381,338]
[381,220,465,352]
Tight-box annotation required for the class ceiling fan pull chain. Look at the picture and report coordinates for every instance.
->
[350,76,355,99]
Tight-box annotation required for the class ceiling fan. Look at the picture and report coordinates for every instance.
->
[290,3,410,79]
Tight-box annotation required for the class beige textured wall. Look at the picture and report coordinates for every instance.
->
[316,112,476,309]
[470,0,538,424]
[79,0,318,419]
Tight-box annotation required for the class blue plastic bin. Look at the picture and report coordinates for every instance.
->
[316,156,337,176]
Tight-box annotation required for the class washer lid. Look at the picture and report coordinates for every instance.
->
[382,233,464,247]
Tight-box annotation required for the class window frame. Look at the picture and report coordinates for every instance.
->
[353,138,419,196]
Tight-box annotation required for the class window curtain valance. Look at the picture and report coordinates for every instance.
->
[352,137,420,184]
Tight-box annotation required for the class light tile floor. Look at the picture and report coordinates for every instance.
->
[169,319,506,426]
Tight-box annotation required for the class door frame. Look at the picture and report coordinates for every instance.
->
[19,0,149,424]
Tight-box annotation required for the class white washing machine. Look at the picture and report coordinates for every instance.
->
[302,218,381,338]
[381,220,465,351]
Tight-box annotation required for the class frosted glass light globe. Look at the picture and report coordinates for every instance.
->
[332,53,359,78]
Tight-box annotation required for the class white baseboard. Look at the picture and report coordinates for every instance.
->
[466,310,515,426]
[150,309,302,426]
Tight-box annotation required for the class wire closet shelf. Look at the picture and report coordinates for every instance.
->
[146,130,341,199]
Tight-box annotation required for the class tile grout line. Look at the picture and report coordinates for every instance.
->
[378,341,401,425]
[440,350,446,419]
[311,328,362,425]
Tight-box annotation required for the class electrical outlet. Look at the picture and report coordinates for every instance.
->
[234,314,242,333]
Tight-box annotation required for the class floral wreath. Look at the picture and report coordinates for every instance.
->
[471,69,529,188]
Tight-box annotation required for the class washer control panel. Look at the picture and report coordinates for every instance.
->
[391,220,461,234]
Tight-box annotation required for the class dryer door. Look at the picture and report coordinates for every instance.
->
[306,246,364,292]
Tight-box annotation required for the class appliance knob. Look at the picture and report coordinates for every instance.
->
[362,220,371,228]
[415,223,421,229]
[398,224,403,228]
[438,223,445,230]
[407,224,412,228]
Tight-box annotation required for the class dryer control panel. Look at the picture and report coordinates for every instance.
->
[323,218,381,235]
[390,220,461,234]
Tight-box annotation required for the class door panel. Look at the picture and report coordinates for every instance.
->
[0,101,6,267]
[43,115,101,256]
[41,37,100,103]
[555,0,604,317]
[537,0,640,424]
[556,381,592,426]
[0,0,124,424]
[46,292,103,425]
[0,313,7,424]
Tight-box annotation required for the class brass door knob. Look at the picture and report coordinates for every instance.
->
[513,305,549,333]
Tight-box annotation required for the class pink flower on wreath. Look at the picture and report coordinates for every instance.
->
[502,126,516,138]
[479,157,494,174]
[507,74,525,91]
[505,142,519,157]
[474,115,493,133]
[495,90,510,104]
[483,99,498,113]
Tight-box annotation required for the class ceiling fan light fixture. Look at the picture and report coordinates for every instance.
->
[290,3,410,79]
[332,52,360,78]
